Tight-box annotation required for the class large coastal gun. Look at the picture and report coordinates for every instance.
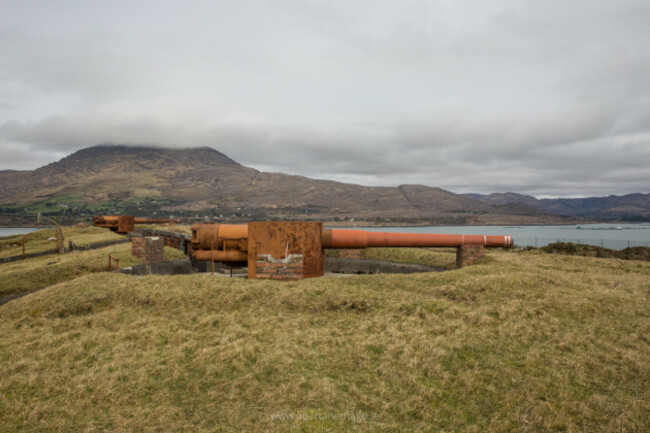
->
[191,221,513,279]
[93,215,182,234]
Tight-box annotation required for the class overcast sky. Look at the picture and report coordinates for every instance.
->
[1,0,649,198]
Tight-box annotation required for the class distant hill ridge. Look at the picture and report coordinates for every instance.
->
[466,192,650,221]
[36,144,241,173]
[0,144,634,224]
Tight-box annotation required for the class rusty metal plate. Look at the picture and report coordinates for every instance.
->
[247,221,324,279]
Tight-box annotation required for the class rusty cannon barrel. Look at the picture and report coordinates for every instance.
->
[190,222,513,278]
[93,215,134,233]
[190,222,513,266]
[321,229,513,249]
[94,215,182,234]
[93,215,121,225]
[191,223,249,262]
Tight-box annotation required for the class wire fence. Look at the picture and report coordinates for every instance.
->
[514,237,650,250]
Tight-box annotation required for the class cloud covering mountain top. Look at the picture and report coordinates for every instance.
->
[1,0,649,197]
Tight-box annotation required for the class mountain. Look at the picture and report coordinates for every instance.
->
[0,145,570,225]
[464,192,540,207]
[467,192,650,222]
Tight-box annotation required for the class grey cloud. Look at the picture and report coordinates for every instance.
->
[0,0,649,198]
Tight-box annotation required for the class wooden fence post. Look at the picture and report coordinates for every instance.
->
[211,241,215,275]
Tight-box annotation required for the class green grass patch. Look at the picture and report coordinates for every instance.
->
[0,227,126,259]
[362,247,458,270]
[0,249,648,431]
[0,195,85,214]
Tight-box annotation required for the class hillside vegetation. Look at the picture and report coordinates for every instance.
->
[0,145,568,225]
[541,242,650,261]
[1,249,648,432]
[470,192,650,222]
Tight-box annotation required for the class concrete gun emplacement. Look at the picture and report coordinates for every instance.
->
[191,221,513,279]
[93,215,182,234]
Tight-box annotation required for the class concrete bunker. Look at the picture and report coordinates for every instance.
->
[189,221,512,279]
[106,219,512,279]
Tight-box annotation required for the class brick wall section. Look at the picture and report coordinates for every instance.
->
[456,244,485,268]
[131,236,165,263]
[131,237,145,260]
[336,249,363,259]
[255,254,304,280]
[136,229,190,257]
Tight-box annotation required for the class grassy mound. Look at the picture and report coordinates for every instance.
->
[0,244,187,299]
[541,242,650,261]
[1,249,648,431]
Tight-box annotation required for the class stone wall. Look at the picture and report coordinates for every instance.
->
[136,228,191,257]
[456,244,485,268]
[131,236,165,263]
[120,259,192,276]
[255,254,304,280]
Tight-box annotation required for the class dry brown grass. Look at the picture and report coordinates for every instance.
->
[0,249,648,432]
[0,244,187,298]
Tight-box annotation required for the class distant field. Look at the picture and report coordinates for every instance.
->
[1,248,648,431]
[0,226,125,259]
[135,223,192,235]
